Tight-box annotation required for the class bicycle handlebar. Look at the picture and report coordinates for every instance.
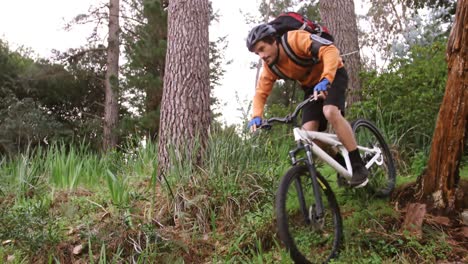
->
[259,97,316,129]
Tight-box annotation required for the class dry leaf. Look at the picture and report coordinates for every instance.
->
[431,216,450,226]
[2,240,12,245]
[73,244,83,255]
[462,227,468,238]
[67,227,75,235]
[100,212,110,221]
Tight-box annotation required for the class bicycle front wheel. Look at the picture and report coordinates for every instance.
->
[276,165,342,264]
[352,119,397,197]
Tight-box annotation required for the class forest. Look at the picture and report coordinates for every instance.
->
[0,0,466,263]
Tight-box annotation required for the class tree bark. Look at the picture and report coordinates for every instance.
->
[401,203,426,238]
[157,0,211,177]
[103,0,120,151]
[416,0,468,212]
[319,0,362,106]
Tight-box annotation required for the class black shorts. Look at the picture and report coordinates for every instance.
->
[302,67,348,131]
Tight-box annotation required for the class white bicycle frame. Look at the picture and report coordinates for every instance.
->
[293,128,384,180]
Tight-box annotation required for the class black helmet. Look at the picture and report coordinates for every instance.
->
[246,24,277,51]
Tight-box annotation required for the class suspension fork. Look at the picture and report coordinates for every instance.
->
[289,142,324,222]
[289,142,310,223]
[304,144,325,219]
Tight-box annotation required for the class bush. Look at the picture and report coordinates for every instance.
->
[350,39,447,161]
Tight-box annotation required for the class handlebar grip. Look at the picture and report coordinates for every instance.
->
[259,121,272,130]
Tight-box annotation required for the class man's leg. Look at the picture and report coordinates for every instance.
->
[323,105,369,188]
[302,120,320,131]
[322,105,356,150]
[303,120,339,155]
[301,89,331,151]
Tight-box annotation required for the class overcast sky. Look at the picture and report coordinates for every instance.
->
[0,0,97,56]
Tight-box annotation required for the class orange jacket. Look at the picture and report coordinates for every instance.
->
[252,30,344,118]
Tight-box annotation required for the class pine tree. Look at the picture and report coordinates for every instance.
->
[157,0,211,177]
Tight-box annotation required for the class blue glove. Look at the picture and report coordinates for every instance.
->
[248,117,262,128]
[314,78,330,92]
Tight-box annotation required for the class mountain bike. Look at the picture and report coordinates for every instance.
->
[259,97,396,263]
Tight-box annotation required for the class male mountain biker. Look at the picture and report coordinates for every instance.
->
[246,23,369,188]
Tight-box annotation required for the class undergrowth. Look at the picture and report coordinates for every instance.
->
[0,130,466,263]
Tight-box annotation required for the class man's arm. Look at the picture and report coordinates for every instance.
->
[317,45,341,83]
[287,30,342,83]
[252,64,277,118]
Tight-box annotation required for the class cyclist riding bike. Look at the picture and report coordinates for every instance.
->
[246,23,369,188]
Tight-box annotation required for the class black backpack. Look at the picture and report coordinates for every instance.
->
[267,12,334,79]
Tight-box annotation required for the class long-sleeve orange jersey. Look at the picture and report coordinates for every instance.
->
[252,30,344,118]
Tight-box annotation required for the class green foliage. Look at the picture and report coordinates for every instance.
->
[0,126,464,262]
[0,197,62,255]
[258,0,319,18]
[410,151,429,175]
[121,0,227,138]
[0,146,50,200]
[106,170,130,207]
[0,40,106,154]
[120,137,158,180]
[266,81,302,114]
[404,0,456,22]
[44,142,109,189]
[121,0,167,139]
[349,39,447,160]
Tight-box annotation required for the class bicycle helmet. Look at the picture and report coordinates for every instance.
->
[246,24,277,52]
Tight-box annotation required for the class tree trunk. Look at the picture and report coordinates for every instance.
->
[157,0,211,177]
[416,0,468,212]
[103,0,120,151]
[319,0,362,106]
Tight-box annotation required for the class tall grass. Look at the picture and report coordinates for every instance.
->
[44,142,109,189]
[106,169,129,207]
[349,101,431,173]
[1,123,463,263]
[0,147,46,200]
[119,137,158,181]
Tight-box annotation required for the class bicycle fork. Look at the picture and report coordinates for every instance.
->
[289,142,325,225]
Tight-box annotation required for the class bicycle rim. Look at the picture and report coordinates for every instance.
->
[352,119,397,197]
[276,165,342,264]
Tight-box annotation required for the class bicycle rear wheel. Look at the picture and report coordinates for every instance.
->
[351,119,396,197]
[276,165,342,264]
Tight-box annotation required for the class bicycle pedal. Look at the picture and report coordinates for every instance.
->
[351,178,369,188]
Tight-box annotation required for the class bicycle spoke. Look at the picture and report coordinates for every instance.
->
[277,166,342,263]
[352,119,397,197]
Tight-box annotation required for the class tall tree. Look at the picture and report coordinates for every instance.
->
[360,0,455,70]
[415,0,467,212]
[0,40,108,153]
[103,0,121,151]
[157,0,211,176]
[121,0,167,140]
[319,0,362,105]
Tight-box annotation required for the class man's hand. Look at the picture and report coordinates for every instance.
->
[248,117,262,132]
[313,78,330,100]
